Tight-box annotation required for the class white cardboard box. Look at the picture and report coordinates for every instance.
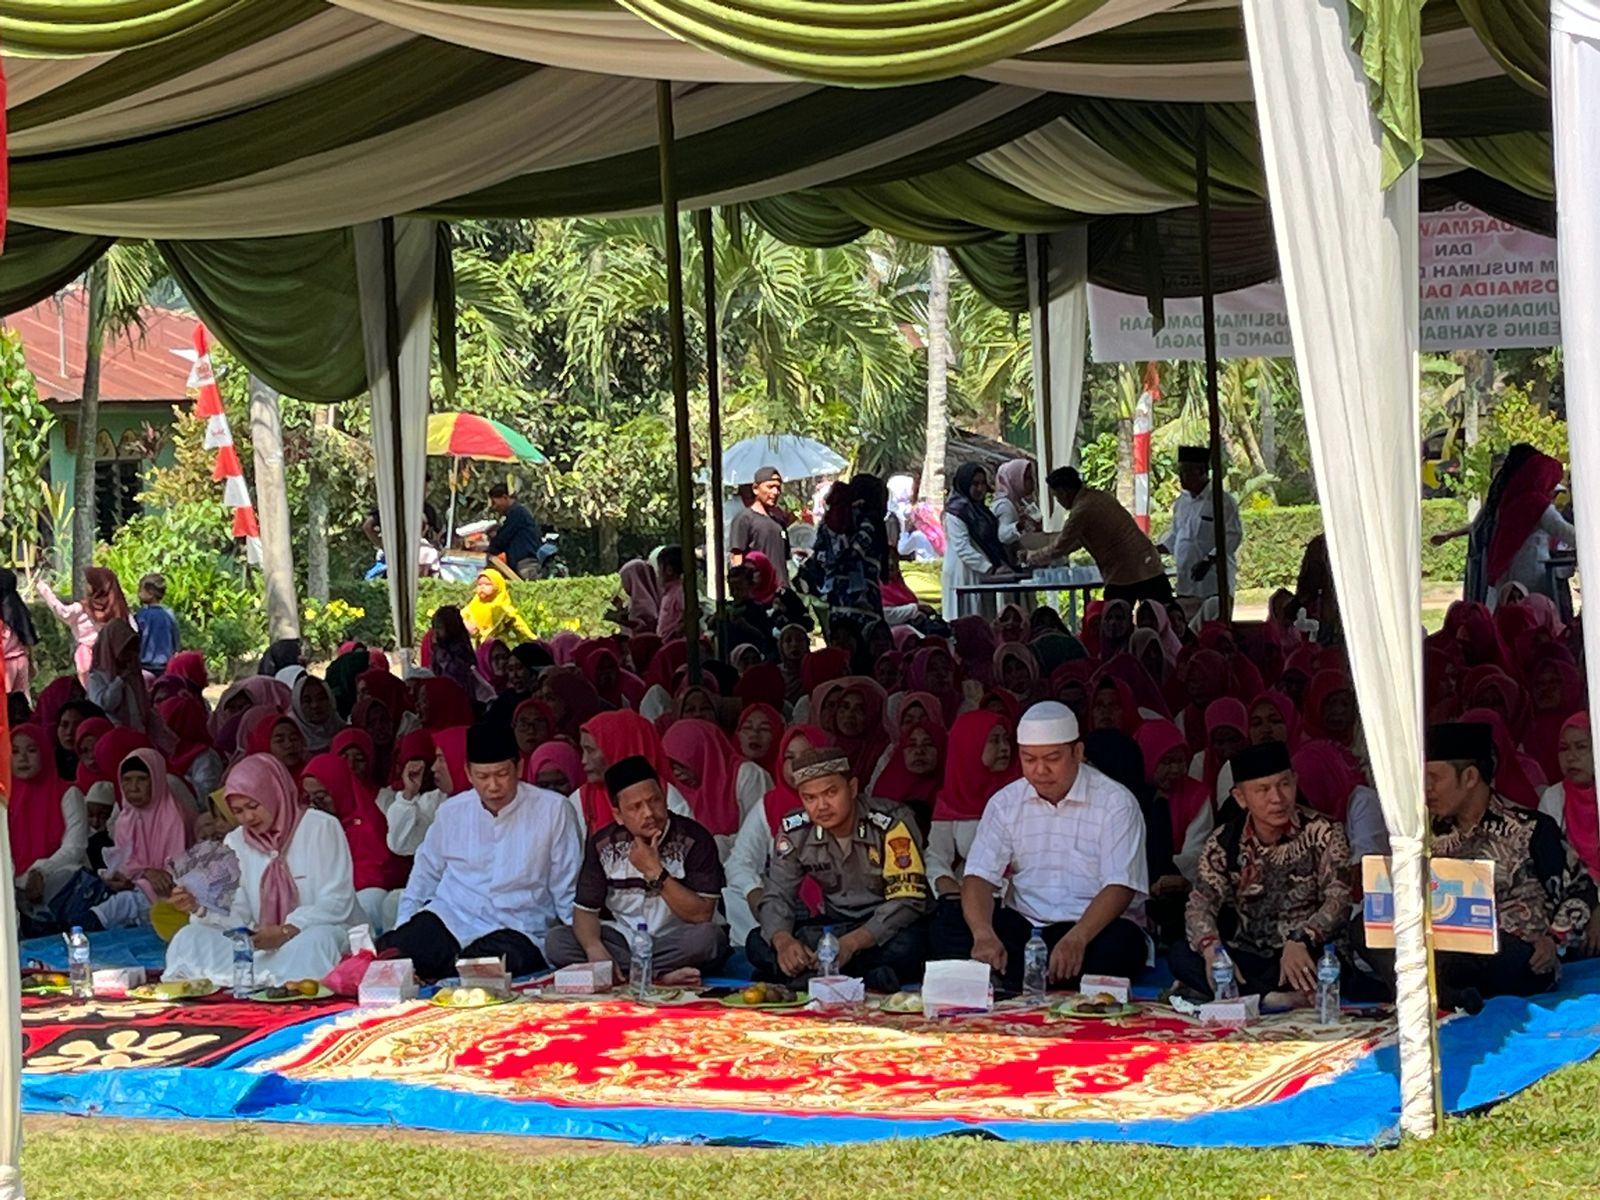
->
[809,975,864,1006]
[358,958,417,1007]
[457,955,512,992]
[553,962,614,992]
[1078,974,1131,1004]
[1198,995,1260,1029]
[91,966,146,996]
[921,959,993,1017]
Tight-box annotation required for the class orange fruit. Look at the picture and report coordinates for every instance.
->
[295,979,320,997]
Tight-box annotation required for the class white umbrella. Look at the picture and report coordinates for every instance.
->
[721,435,847,485]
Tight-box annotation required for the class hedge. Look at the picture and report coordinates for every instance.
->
[328,575,625,648]
[1237,498,1468,590]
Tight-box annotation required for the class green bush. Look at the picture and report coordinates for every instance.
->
[328,575,627,648]
[1236,498,1467,590]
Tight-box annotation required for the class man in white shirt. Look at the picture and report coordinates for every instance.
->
[381,724,583,980]
[1156,446,1242,611]
[962,701,1149,991]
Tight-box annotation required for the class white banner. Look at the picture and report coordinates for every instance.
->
[1089,204,1559,361]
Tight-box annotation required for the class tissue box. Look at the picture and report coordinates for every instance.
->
[553,962,613,993]
[1198,995,1260,1029]
[457,955,511,992]
[921,959,993,1017]
[358,958,417,1006]
[809,975,864,1007]
[91,966,145,996]
[1078,974,1131,1004]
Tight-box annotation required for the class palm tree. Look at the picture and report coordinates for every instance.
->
[919,247,951,504]
[70,242,166,588]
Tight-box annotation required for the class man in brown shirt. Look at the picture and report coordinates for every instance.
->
[1029,468,1171,603]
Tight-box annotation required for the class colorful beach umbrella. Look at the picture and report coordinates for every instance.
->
[426,412,545,463]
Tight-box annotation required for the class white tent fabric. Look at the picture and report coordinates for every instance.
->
[1241,0,1435,1138]
[0,824,20,1200]
[1553,1,1600,726]
[977,119,1189,213]
[356,217,437,654]
[1026,228,1088,531]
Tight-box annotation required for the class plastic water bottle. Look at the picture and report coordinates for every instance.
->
[816,926,840,978]
[630,922,654,999]
[1022,927,1049,1004]
[1316,944,1342,1025]
[66,927,93,999]
[1211,945,1240,1000]
[231,928,256,999]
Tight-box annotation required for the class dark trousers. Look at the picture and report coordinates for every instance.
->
[1171,937,1391,1003]
[377,909,546,982]
[928,896,974,961]
[1103,574,1174,605]
[990,903,1147,991]
[745,914,929,990]
[1360,924,1555,1005]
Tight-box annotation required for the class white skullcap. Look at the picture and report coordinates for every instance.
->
[1016,701,1080,747]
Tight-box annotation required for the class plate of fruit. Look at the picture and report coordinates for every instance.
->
[720,981,807,1009]
[1050,992,1138,1019]
[251,979,333,1002]
[431,985,513,1009]
[128,979,221,1002]
[20,972,71,995]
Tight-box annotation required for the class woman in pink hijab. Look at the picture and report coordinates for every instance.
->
[164,753,361,985]
[87,748,195,929]
[663,718,745,849]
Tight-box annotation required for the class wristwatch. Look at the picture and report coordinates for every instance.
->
[645,869,670,894]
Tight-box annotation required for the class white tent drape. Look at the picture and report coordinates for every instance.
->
[355,217,437,658]
[1027,228,1088,531]
[0,822,21,1200]
[1552,0,1600,720]
[1240,0,1435,1138]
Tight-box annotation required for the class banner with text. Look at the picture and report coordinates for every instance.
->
[1088,205,1560,362]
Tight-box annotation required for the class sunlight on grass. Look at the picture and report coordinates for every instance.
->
[21,1055,1600,1200]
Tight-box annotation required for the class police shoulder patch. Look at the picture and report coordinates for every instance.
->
[774,835,794,857]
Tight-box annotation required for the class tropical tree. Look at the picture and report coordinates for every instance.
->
[69,242,167,588]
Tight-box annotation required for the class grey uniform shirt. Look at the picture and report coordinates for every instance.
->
[757,797,933,945]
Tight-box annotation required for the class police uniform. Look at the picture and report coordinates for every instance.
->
[747,797,934,988]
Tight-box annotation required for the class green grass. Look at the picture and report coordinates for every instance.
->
[21,1053,1600,1199]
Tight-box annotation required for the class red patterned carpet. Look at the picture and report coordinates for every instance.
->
[254,998,1393,1124]
[22,994,353,1073]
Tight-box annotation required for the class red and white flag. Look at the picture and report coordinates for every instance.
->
[1132,362,1158,532]
[188,324,261,563]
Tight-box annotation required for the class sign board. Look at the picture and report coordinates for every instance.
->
[1361,856,1499,955]
[1089,205,1560,362]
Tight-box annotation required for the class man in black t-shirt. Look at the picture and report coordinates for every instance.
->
[728,465,791,587]
[545,756,729,977]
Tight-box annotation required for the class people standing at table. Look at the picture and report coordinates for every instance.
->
[546,755,729,979]
[1432,444,1574,607]
[1156,447,1242,617]
[942,462,1014,619]
[992,459,1043,552]
[749,745,933,991]
[380,724,582,980]
[729,465,792,588]
[486,483,545,581]
[1027,468,1171,605]
[961,700,1149,990]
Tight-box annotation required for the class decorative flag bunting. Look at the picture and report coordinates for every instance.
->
[189,324,261,564]
[1132,361,1157,532]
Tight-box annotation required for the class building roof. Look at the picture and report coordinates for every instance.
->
[7,288,198,405]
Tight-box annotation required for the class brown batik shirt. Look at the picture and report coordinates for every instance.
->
[1187,806,1352,957]
[1432,794,1595,946]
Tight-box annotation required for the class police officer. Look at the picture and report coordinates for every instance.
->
[749,746,933,992]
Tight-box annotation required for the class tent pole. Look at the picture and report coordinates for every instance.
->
[1195,109,1231,622]
[447,455,459,551]
[697,208,729,658]
[658,82,701,676]
[381,216,413,652]
[1034,235,1054,475]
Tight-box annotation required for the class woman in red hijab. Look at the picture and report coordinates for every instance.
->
[575,710,683,833]
[1523,655,1586,782]
[356,668,412,725]
[992,642,1040,702]
[1176,649,1232,753]
[1461,706,1546,809]
[723,725,830,940]
[9,723,79,918]
[663,718,745,846]
[417,677,475,732]
[831,678,890,785]
[541,667,612,738]
[1246,691,1301,750]
[384,730,439,857]
[869,718,946,835]
[1135,719,1213,887]
[927,710,1020,959]
[1197,698,1249,802]
[302,752,409,933]
[244,712,308,780]
[163,650,211,698]
[1542,718,1600,927]
[904,643,964,725]
[733,702,782,779]
[1291,739,1367,822]
[1087,673,1140,737]
[525,740,585,793]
